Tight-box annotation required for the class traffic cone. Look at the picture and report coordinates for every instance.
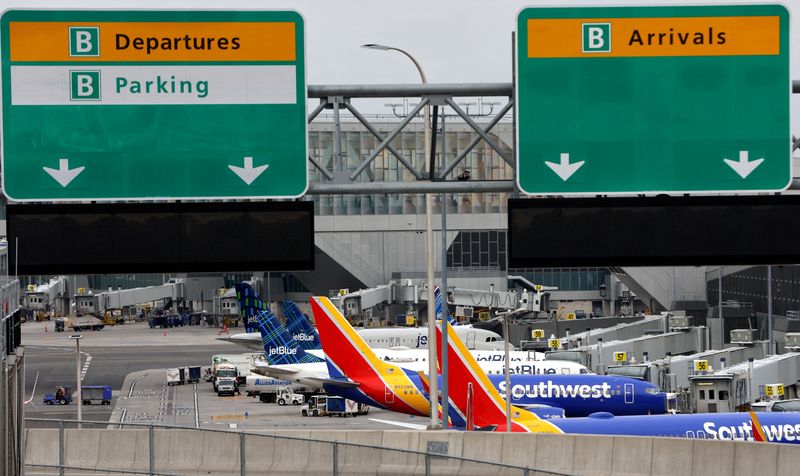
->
[44,325,48,332]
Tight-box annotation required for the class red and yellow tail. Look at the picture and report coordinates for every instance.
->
[435,323,562,433]
[750,411,766,442]
[310,297,431,416]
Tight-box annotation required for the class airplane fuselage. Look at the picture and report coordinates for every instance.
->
[548,412,800,444]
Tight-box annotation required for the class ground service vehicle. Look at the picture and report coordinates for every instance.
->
[67,316,104,331]
[212,364,239,392]
[81,385,112,405]
[187,366,202,383]
[166,368,182,386]
[216,377,239,396]
[43,386,72,405]
[276,387,304,406]
[301,395,358,417]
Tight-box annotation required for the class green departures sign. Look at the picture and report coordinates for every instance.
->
[1,10,307,201]
[515,5,790,195]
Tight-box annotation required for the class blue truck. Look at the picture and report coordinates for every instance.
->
[81,385,112,405]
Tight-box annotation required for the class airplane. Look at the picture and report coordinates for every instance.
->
[434,321,800,443]
[311,296,668,418]
[224,283,513,351]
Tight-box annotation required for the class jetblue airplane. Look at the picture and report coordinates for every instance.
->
[310,296,668,418]
[436,322,800,443]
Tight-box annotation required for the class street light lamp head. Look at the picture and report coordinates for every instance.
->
[361,43,392,51]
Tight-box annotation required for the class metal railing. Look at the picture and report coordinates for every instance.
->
[25,418,575,476]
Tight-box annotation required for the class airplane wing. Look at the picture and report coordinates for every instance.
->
[250,366,299,377]
[308,377,360,388]
[216,336,263,351]
[369,418,428,430]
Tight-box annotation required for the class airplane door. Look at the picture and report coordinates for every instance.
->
[466,332,476,349]
[624,383,634,404]
[385,385,394,404]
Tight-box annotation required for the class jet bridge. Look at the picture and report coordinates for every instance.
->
[606,345,767,394]
[688,353,800,413]
[73,280,184,315]
[23,276,68,316]
[562,315,666,347]
[564,326,708,374]
[339,280,549,325]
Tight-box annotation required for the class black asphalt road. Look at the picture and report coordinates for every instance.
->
[24,344,239,428]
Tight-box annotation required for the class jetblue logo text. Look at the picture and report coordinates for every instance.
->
[293,333,315,342]
[268,347,297,356]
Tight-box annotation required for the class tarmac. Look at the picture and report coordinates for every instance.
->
[21,319,428,431]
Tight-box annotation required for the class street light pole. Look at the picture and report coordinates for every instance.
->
[362,44,438,429]
[70,334,83,428]
[498,307,525,432]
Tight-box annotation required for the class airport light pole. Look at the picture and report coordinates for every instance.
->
[362,43,438,429]
[70,334,83,428]
[498,307,526,432]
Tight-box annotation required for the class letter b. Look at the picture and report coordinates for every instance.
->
[582,23,611,53]
[70,71,101,101]
[69,27,100,57]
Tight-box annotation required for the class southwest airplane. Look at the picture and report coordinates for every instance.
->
[224,283,515,351]
[311,296,668,418]
[435,322,800,443]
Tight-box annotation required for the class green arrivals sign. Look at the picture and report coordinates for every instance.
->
[1,10,307,201]
[515,5,790,195]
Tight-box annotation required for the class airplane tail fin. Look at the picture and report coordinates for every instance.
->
[435,323,561,433]
[250,306,323,366]
[282,301,321,351]
[312,296,437,417]
[750,411,766,442]
[234,282,269,332]
[434,287,457,326]
[310,297,399,380]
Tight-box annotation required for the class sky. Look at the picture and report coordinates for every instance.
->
[5,0,800,129]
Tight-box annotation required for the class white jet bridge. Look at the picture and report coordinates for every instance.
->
[74,280,184,315]
[688,352,800,413]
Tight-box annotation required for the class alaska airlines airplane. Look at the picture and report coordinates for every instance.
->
[311,296,667,418]
[248,301,586,393]
[226,283,512,351]
[435,322,800,443]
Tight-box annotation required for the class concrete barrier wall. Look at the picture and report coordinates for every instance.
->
[25,427,800,476]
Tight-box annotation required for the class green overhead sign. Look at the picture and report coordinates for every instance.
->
[1,10,307,201]
[515,5,790,195]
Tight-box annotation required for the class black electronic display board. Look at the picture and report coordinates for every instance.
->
[7,201,314,274]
